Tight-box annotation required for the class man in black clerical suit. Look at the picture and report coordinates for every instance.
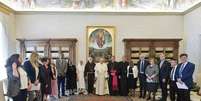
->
[118,56,129,96]
[158,53,171,101]
[137,54,149,98]
[108,56,119,96]
[169,59,178,101]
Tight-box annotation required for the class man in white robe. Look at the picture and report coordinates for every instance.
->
[76,60,86,94]
[95,58,109,95]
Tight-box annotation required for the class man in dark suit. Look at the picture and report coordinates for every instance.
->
[137,54,149,98]
[159,53,171,101]
[169,59,178,101]
[175,53,195,101]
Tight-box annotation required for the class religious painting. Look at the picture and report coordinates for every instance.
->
[87,26,115,62]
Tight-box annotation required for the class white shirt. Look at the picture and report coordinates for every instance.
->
[179,62,188,77]
[18,67,28,89]
[160,60,165,68]
[170,65,177,81]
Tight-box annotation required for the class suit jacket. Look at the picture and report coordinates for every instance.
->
[175,62,195,89]
[137,60,149,74]
[56,59,67,77]
[23,61,38,83]
[158,60,171,80]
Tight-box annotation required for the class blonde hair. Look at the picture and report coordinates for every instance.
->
[51,63,56,68]
[30,52,39,68]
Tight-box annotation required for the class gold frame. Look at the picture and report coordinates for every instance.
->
[86,25,115,61]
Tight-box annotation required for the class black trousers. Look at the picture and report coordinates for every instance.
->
[12,89,27,101]
[87,73,95,94]
[177,89,190,101]
[169,80,177,101]
[160,79,168,101]
[139,74,146,97]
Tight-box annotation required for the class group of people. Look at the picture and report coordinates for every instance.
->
[6,52,59,101]
[5,52,195,101]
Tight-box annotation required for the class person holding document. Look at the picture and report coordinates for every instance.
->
[175,53,195,101]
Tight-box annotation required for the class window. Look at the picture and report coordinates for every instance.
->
[0,21,8,80]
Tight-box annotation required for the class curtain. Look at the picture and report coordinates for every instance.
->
[0,13,9,81]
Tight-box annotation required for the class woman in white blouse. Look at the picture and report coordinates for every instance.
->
[127,61,138,96]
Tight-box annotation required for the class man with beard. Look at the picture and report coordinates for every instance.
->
[84,57,96,94]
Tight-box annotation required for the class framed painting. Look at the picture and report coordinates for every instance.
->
[86,26,115,62]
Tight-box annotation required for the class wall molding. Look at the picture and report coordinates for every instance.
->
[0,2,14,15]
[183,1,201,14]
[0,1,201,15]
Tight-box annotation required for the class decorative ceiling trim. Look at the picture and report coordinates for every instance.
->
[15,10,184,15]
[0,2,15,14]
[183,1,201,14]
[0,1,201,15]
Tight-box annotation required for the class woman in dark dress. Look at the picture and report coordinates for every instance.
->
[127,61,138,96]
[145,58,159,101]
[40,57,52,101]
[66,59,77,95]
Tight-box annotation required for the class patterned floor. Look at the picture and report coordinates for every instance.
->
[59,92,201,101]
[64,96,132,101]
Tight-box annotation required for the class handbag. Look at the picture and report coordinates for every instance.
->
[7,70,21,97]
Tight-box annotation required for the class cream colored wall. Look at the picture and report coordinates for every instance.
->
[0,12,16,55]
[0,12,16,101]
[15,13,184,63]
[184,6,201,85]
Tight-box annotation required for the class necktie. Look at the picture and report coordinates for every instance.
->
[160,61,163,68]
[170,68,175,81]
[179,63,185,78]
[140,61,144,73]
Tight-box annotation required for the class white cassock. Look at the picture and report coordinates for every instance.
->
[77,64,86,89]
[95,63,109,95]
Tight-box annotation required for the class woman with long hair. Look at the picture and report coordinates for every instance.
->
[50,63,58,99]
[40,57,52,101]
[66,59,77,95]
[23,52,41,101]
[6,54,31,101]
